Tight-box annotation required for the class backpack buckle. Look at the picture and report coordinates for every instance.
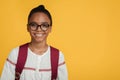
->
[15,72,20,80]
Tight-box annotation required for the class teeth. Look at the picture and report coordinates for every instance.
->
[35,34,43,37]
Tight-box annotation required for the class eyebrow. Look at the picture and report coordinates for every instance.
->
[29,21,50,24]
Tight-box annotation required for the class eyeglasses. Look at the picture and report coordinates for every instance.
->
[27,22,50,31]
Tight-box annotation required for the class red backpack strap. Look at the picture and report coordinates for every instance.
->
[15,43,28,80]
[50,46,59,80]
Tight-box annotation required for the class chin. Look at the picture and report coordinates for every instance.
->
[31,36,47,43]
[34,38,46,43]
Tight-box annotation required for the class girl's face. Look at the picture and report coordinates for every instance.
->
[27,12,52,43]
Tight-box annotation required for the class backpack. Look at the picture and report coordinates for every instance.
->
[15,43,59,80]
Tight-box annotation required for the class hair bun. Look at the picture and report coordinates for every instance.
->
[38,5,45,10]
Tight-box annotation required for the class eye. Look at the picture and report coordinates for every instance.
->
[28,22,37,27]
[41,24,49,27]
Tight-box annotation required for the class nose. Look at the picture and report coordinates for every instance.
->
[36,26,42,31]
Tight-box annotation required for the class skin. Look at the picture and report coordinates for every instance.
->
[27,12,52,55]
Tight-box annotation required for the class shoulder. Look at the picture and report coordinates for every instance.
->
[7,46,19,64]
[50,46,65,63]
[50,46,64,57]
[59,51,65,63]
[8,43,29,59]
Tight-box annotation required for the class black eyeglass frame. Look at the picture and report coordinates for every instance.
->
[27,22,50,31]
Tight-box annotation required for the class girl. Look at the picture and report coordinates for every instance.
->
[1,5,68,80]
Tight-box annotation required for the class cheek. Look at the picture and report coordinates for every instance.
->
[27,27,34,35]
[45,30,51,35]
[27,28,33,36]
[48,27,52,33]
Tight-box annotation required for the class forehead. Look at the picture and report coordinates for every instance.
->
[29,12,50,24]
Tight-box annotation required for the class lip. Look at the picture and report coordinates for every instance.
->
[34,33,44,37]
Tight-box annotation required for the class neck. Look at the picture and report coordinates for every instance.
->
[30,41,48,49]
[29,41,48,55]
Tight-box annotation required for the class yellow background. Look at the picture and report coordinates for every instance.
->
[0,0,120,80]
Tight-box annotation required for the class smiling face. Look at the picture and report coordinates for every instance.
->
[27,12,52,43]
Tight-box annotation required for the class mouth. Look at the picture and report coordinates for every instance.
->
[34,33,44,37]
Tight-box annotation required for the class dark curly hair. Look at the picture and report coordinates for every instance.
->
[28,5,52,26]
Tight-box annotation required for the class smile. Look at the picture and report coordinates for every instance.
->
[35,33,44,37]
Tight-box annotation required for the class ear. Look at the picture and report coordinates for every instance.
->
[27,25,30,32]
[49,26,52,33]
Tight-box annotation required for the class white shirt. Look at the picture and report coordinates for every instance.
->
[1,46,68,80]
